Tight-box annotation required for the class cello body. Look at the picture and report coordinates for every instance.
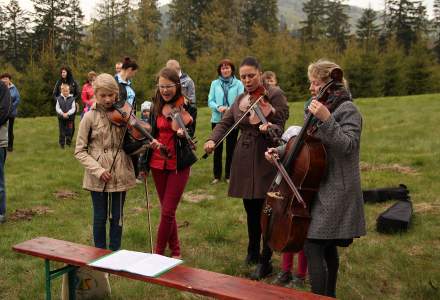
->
[261,67,344,253]
[261,133,326,252]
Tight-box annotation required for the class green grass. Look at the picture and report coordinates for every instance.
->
[1,94,440,299]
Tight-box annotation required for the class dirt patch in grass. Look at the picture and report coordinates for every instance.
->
[54,189,78,199]
[9,206,54,221]
[183,190,215,203]
[360,162,419,175]
[414,202,440,214]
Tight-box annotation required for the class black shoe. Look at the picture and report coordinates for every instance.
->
[60,144,65,149]
[245,253,259,266]
[272,271,292,286]
[250,261,273,280]
[288,275,306,288]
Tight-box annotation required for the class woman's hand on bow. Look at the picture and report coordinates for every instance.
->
[265,148,279,164]
[204,140,215,154]
[100,170,112,183]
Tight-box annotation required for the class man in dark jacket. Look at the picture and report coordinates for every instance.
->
[166,59,198,133]
[0,73,20,152]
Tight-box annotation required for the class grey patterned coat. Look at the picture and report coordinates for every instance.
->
[308,100,366,239]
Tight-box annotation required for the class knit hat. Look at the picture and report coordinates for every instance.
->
[281,126,302,143]
[141,101,152,111]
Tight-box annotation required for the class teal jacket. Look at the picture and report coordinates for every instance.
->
[208,77,244,123]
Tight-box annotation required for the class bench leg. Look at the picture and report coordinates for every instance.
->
[45,260,52,300]
[67,268,77,300]
[44,259,78,300]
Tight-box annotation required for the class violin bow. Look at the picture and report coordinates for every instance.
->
[143,175,154,253]
[201,94,265,159]
[271,154,306,208]
[102,100,134,193]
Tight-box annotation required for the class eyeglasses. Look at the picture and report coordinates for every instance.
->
[240,73,257,80]
[157,84,177,90]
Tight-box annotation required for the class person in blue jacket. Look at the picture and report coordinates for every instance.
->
[0,73,20,152]
[207,59,244,184]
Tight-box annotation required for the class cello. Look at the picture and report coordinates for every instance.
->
[261,68,344,252]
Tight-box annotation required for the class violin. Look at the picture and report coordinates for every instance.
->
[162,96,197,150]
[239,86,281,144]
[107,100,171,158]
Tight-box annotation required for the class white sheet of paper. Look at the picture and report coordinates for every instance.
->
[88,250,182,277]
[125,254,182,277]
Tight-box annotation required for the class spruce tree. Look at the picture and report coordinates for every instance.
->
[356,8,380,50]
[136,0,162,44]
[434,0,440,62]
[300,0,326,42]
[385,0,428,52]
[32,0,68,55]
[63,0,84,56]
[4,0,30,69]
[0,5,8,60]
[197,0,242,55]
[240,0,279,41]
[325,0,350,51]
[168,0,210,59]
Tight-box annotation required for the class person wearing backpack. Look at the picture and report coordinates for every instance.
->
[0,81,10,223]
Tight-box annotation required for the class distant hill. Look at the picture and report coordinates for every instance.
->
[159,0,373,33]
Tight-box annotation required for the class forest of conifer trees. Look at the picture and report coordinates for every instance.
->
[0,0,439,117]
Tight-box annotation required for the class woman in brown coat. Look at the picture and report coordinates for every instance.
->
[204,57,289,280]
[75,73,136,251]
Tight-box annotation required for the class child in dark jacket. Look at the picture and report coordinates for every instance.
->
[56,83,76,148]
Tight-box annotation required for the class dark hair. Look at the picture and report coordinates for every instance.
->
[152,67,182,116]
[60,66,74,83]
[0,73,11,80]
[240,56,261,71]
[122,57,138,70]
[217,59,235,76]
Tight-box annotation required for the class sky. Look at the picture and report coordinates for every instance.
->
[1,0,435,22]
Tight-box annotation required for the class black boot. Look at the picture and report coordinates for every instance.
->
[250,260,273,280]
[245,253,259,266]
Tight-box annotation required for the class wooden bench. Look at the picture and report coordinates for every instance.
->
[13,237,328,300]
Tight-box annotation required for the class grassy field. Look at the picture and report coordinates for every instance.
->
[1,94,439,299]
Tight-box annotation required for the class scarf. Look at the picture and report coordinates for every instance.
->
[219,76,234,106]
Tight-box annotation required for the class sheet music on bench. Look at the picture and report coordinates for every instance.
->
[88,249,183,277]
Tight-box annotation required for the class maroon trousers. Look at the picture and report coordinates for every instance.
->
[151,167,190,256]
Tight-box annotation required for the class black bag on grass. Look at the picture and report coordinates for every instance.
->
[363,184,409,203]
[376,198,413,233]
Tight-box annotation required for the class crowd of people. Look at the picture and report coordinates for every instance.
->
[1,55,366,298]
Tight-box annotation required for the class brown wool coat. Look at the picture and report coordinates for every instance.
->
[75,103,136,192]
[209,86,289,199]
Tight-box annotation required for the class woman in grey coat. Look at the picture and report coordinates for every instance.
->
[266,60,366,297]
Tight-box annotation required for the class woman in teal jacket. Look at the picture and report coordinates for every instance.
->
[207,59,244,184]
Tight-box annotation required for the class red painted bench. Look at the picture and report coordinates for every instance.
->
[13,237,328,300]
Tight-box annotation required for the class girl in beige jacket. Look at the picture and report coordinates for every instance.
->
[75,73,136,251]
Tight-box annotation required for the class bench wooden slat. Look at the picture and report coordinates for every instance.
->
[13,237,328,300]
